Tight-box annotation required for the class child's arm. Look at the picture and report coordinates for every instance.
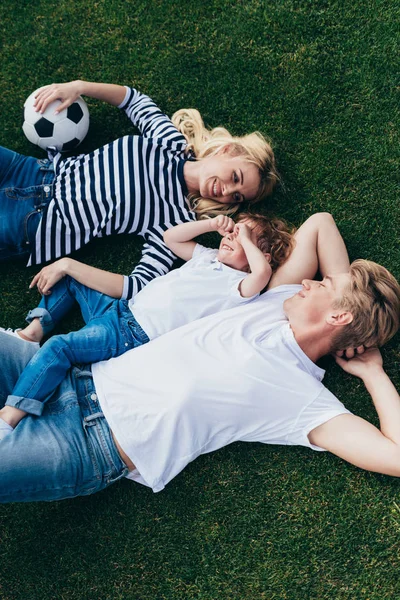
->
[30,258,124,298]
[235,223,272,298]
[164,216,235,261]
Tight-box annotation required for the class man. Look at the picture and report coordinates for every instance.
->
[0,213,399,502]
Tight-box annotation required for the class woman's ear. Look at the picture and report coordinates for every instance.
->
[218,144,233,155]
[264,253,271,262]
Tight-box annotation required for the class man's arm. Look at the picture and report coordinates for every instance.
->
[309,349,400,476]
[268,212,350,289]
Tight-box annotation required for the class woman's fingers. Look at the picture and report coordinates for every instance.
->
[33,83,75,114]
[29,273,40,289]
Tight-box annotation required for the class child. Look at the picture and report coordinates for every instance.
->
[0,213,293,437]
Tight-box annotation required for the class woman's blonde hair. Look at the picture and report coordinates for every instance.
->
[237,212,295,271]
[172,109,278,219]
[332,260,400,351]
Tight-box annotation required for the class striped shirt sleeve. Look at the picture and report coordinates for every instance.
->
[121,231,178,300]
[119,87,186,144]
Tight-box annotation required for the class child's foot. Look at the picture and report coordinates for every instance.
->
[0,417,14,441]
[0,327,39,347]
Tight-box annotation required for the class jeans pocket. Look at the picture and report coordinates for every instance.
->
[5,186,42,201]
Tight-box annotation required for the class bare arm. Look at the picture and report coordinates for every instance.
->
[309,349,400,476]
[34,80,127,114]
[268,212,349,290]
[234,223,272,298]
[164,216,235,261]
[30,258,124,298]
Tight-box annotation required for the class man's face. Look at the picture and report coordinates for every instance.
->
[284,273,351,327]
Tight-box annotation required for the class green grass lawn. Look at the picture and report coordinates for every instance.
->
[0,0,399,598]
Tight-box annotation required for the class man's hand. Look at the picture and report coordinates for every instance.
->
[29,258,70,295]
[335,347,383,380]
[210,216,235,236]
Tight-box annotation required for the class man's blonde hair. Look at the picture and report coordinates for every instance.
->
[172,109,278,219]
[332,260,400,351]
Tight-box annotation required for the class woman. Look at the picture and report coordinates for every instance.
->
[0,80,278,299]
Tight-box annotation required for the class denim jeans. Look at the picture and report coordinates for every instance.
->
[6,277,149,416]
[0,331,128,503]
[0,146,54,261]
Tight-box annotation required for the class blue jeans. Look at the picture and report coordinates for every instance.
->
[6,277,149,416]
[0,331,128,503]
[0,146,54,261]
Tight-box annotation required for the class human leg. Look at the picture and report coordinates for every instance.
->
[21,276,119,342]
[0,331,40,440]
[0,147,55,261]
[5,301,149,417]
[0,330,39,406]
[0,367,128,503]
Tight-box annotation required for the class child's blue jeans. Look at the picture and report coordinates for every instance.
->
[6,277,149,416]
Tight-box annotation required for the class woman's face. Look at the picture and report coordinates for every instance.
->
[198,154,261,204]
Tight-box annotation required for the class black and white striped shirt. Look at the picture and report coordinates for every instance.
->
[29,86,196,299]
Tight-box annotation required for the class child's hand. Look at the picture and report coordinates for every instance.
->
[210,216,235,236]
[233,222,252,243]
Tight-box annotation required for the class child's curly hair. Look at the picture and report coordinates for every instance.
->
[236,212,295,271]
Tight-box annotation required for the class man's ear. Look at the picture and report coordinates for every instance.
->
[326,311,353,327]
[264,253,271,263]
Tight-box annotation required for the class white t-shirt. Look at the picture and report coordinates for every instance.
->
[128,243,257,340]
[92,284,350,492]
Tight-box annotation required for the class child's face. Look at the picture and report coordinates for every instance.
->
[217,220,259,271]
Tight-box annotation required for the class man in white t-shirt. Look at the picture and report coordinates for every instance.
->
[0,213,399,502]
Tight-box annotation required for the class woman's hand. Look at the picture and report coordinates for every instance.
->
[34,81,82,114]
[29,258,70,295]
[334,347,383,380]
[210,215,235,236]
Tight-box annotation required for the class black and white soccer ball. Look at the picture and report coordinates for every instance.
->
[23,89,90,152]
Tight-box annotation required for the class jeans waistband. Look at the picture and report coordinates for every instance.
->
[73,366,129,480]
[120,300,150,344]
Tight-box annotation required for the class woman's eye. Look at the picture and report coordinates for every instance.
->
[233,192,242,203]
[233,171,239,184]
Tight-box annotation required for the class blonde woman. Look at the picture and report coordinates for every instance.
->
[0,80,277,300]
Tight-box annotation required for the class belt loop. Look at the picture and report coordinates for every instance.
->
[83,411,105,430]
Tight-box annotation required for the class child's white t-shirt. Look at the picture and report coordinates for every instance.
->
[93,284,351,492]
[128,243,258,340]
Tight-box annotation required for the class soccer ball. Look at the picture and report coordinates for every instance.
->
[23,89,90,152]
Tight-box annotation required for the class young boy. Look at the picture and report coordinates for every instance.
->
[0,213,293,437]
